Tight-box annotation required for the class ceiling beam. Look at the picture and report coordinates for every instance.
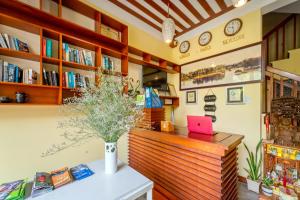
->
[216,0,228,10]
[175,5,234,38]
[180,0,205,21]
[197,0,216,16]
[161,0,194,26]
[144,0,185,31]
[108,0,161,32]
[127,0,163,24]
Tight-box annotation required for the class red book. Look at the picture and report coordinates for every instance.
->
[62,72,66,87]
[42,38,46,56]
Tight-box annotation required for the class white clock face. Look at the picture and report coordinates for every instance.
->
[198,32,212,46]
[224,18,242,36]
[179,41,190,53]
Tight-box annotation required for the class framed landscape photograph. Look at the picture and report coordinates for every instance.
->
[180,43,262,90]
[227,87,244,104]
[186,90,197,104]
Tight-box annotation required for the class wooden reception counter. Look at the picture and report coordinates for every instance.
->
[128,128,244,200]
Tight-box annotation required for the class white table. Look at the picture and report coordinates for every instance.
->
[27,160,153,200]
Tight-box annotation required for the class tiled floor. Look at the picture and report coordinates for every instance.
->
[239,182,259,200]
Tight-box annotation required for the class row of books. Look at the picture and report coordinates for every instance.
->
[42,69,59,86]
[42,38,53,57]
[0,60,37,84]
[62,71,91,89]
[102,55,115,71]
[62,43,93,66]
[31,164,93,197]
[0,164,94,199]
[0,33,29,52]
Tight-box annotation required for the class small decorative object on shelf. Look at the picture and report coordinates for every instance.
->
[42,72,142,174]
[15,92,27,103]
[244,139,262,193]
[161,121,174,132]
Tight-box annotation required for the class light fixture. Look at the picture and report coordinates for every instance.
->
[162,1,175,43]
[231,0,248,7]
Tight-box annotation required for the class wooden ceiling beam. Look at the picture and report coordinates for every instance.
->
[144,0,185,31]
[175,5,234,38]
[181,0,205,21]
[108,0,161,32]
[197,0,216,16]
[127,0,163,24]
[161,0,194,26]
[216,0,228,10]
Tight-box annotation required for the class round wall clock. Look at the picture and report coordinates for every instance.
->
[179,41,190,53]
[224,18,243,36]
[198,31,212,46]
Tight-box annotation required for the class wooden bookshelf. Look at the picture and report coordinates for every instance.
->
[128,46,180,74]
[0,0,128,105]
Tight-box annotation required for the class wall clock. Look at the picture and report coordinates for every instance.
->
[224,18,243,36]
[179,41,190,53]
[198,31,212,46]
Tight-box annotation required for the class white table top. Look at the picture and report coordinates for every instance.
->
[27,160,153,200]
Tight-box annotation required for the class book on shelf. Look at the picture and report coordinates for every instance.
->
[102,55,114,71]
[101,24,121,42]
[43,68,59,86]
[0,60,36,84]
[0,33,29,52]
[43,38,53,57]
[63,71,91,89]
[62,43,93,66]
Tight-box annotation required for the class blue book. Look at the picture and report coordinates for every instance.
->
[7,64,15,82]
[46,39,52,57]
[68,72,74,88]
[3,62,9,82]
[14,66,19,82]
[13,37,19,51]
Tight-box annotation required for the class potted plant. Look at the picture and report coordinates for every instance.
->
[43,73,142,174]
[243,139,262,193]
[262,176,273,196]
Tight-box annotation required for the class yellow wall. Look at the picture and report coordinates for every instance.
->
[168,10,263,177]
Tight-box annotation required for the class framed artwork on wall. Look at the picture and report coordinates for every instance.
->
[227,87,244,104]
[180,43,262,90]
[186,90,197,104]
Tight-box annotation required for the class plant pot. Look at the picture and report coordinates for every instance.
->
[262,185,273,196]
[105,142,117,174]
[246,178,261,193]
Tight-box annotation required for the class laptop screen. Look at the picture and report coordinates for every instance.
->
[187,115,213,135]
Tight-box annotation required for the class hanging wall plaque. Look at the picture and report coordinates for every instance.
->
[204,89,217,123]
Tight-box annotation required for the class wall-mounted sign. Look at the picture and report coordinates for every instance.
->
[204,105,216,112]
[204,95,217,102]
[204,89,217,123]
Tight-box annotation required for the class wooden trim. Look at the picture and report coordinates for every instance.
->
[275,30,278,60]
[215,0,228,10]
[197,0,215,16]
[294,15,297,49]
[108,0,161,32]
[161,0,194,26]
[182,42,262,66]
[293,80,298,98]
[280,78,284,97]
[263,14,296,38]
[181,0,205,21]
[282,24,285,58]
[266,66,300,82]
[144,0,185,31]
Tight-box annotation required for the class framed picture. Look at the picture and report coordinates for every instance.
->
[186,90,197,104]
[168,83,177,97]
[227,87,244,104]
[180,43,262,90]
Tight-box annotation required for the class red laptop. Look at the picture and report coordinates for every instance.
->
[187,115,213,135]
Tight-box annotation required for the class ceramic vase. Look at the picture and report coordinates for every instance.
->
[246,178,261,193]
[105,142,117,174]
